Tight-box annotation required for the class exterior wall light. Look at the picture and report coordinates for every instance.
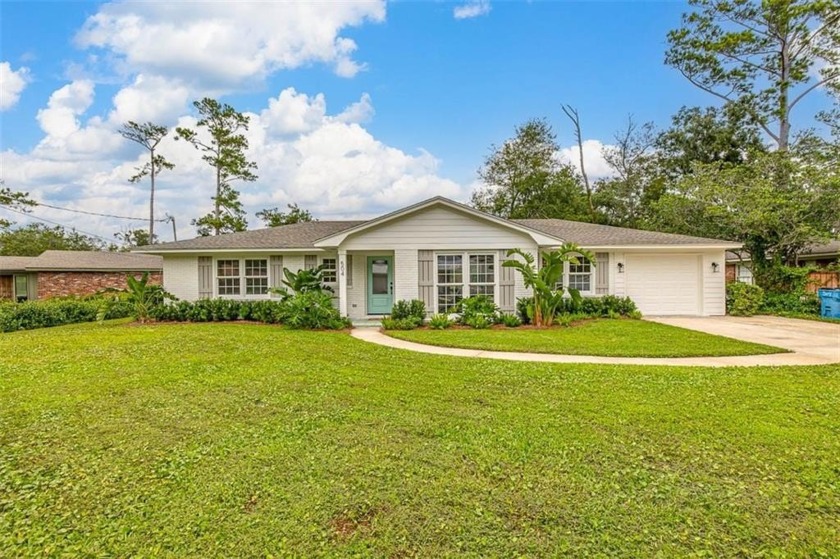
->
[617,262,625,273]
[712,262,720,273]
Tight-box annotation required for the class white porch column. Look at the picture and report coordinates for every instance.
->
[338,249,348,316]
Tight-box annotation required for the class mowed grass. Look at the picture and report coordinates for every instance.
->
[1,322,838,557]
[386,319,787,357]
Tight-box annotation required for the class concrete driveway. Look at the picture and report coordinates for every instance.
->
[648,315,840,365]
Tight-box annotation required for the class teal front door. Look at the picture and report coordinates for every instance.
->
[367,256,393,315]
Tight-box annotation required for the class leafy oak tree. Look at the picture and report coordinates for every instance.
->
[470,118,589,220]
[176,98,257,236]
[666,0,840,151]
[119,121,174,242]
[256,203,315,227]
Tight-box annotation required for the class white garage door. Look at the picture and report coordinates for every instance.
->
[626,254,701,316]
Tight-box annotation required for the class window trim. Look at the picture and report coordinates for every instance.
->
[434,251,498,314]
[566,259,594,295]
[215,257,270,299]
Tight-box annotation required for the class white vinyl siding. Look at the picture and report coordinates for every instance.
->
[341,206,534,251]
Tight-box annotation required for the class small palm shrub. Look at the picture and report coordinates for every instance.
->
[428,313,453,329]
[726,283,765,316]
[499,313,522,327]
[278,292,348,330]
[464,314,492,329]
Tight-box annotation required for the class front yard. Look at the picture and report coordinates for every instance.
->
[386,319,786,357]
[1,322,838,557]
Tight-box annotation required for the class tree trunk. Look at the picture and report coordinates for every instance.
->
[215,164,221,236]
[149,148,155,242]
[778,36,791,152]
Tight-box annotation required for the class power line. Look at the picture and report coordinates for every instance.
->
[35,201,171,223]
[0,206,122,245]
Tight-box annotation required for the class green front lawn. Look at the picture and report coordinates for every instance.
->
[386,319,787,357]
[2,322,838,557]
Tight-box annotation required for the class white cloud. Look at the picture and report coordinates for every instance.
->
[558,139,615,180]
[453,0,491,20]
[2,87,467,241]
[108,74,191,124]
[75,1,386,88]
[0,62,30,110]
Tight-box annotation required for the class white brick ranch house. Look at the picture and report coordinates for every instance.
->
[134,197,741,318]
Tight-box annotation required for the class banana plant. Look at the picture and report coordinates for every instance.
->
[503,243,595,327]
[270,265,334,299]
[97,272,176,323]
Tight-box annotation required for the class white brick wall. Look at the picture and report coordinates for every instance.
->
[394,249,418,303]
[162,255,199,301]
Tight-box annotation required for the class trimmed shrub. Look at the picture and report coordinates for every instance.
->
[277,292,348,330]
[390,299,426,322]
[499,313,522,327]
[381,317,421,330]
[457,295,499,325]
[726,283,764,316]
[0,297,133,333]
[518,295,638,324]
[428,313,453,330]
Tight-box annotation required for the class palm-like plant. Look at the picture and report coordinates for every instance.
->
[97,272,175,323]
[503,243,595,327]
[271,265,334,299]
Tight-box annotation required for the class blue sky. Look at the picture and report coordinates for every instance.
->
[0,1,832,241]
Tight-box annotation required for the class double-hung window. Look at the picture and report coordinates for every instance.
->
[736,264,753,285]
[245,259,269,295]
[217,260,241,295]
[321,258,337,284]
[217,258,269,296]
[567,260,592,292]
[436,252,496,313]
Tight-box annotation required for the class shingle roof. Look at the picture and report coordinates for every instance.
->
[514,219,739,247]
[803,239,840,256]
[136,211,739,253]
[136,221,365,251]
[0,256,38,273]
[25,251,163,271]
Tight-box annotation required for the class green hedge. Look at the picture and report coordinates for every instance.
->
[0,297,133,333]
[151,293,349,330]
[517,295,639,324]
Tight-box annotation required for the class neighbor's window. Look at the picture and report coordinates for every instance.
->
[736,264,753,285]
[567,260,592,292]
[217,259,241,295]
[437,254,463,313]
[469,254,495,299]
[245,259,268,295]
[322,258,337,283]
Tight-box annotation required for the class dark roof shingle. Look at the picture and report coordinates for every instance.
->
[513,219,739,246]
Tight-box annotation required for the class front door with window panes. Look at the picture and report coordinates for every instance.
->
[366,256,393,315]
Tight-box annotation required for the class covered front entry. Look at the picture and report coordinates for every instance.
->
[366,255,393,315]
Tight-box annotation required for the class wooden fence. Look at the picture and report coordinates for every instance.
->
[807,270,840,292]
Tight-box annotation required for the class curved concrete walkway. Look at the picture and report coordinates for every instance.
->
[351,316,840,367]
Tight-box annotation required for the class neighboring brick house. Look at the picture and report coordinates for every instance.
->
[0,251,163,301]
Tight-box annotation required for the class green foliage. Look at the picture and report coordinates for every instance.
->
[256,203,315,227]
[499,313,522,327]
[272,265,333,298]
[665,0,840,151]
[757,264,815,294]
[390,299,426,322]
[455,295,498,326]
[760,292,821,316]
[0,180,36,229]
[516,296,534,325]
[0,223,103,256]
[281,292,347,330]
[463,314,492,329]
[503,244,594,327]
[726,283,765,316]
[470,118,590,220]
[0,297,132,332]
[381,317,421,331]
[428,313,453,330]
[562,295,640,318]
[176,98,257,236]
